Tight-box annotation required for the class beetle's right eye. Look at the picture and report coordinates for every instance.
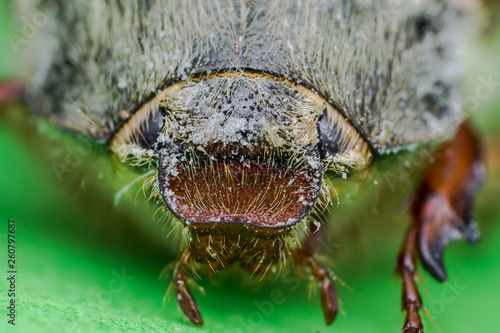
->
[318,104,373,177]
[318,111,341,158]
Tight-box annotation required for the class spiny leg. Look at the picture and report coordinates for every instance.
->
[172,253,204,326]
[396,122,483,333]
[294,216,338,326]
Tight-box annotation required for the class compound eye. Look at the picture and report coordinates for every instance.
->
[136,108,165,149]
[318,111,341,159]
[110,95,168,163]
[318,104,373,175]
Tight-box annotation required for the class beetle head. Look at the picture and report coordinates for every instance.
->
[111,71,372,233]
[157,72,323,230]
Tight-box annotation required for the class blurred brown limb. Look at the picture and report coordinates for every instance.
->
[396,122,484,333]
[0,80,25,107]
[482,0,500,34]
[294,215,339,326]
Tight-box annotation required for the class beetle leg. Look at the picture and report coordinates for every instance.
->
[396,224,424,332]
[294,217,339,326]
[414,122,483,282]
[172,254,204,326]
[0,80,25,106]
[396,122,484,333]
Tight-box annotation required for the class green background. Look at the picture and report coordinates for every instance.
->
[1,3,500,333]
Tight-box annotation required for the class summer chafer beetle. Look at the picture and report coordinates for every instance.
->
[2,0,486,331]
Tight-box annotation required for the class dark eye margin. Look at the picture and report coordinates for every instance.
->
[318,111,341,159]
[317,104,373,176]
[136,107,166,150]
[109,86,175,158]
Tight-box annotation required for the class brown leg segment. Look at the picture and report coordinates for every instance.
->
[294,216,339,326]
[396,225,424,332]
[172,253,204,326]
[396,122,484,332]
[0,80,25,107]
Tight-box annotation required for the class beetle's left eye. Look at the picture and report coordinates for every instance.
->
[110,95,167,162]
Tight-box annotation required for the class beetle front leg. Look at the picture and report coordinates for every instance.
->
[396,122,484,333]
[172,253,204,326]
[294,217,339,326]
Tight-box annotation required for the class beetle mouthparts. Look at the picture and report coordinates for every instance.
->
[158,146,322,229]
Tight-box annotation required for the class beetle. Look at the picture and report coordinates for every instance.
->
[4,0,486,332]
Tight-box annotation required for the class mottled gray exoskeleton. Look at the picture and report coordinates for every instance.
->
[24,0,484,331]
